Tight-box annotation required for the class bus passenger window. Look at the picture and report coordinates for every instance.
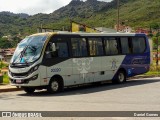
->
[110,39,119,55]
[71,38,88,57]
[120,37,130,54]
[104,38,119,55]
[45,44,56,58]
[88,38,104,56]
[56,43,69,58]
[104,40,110,55]
[45,42,69,58]
[132,37,146,54]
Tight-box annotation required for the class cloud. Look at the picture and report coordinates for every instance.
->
[0,0,71,15]
[0,0,112,15]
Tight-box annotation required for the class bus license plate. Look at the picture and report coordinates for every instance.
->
[16,80,22,83]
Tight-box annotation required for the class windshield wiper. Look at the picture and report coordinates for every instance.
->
[28,46,37,52]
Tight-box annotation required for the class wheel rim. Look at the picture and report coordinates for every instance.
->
[118,72,124,82]
[51,81,59,92]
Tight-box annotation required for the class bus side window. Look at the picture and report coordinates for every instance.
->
[88,38,104,56]
[45,42,69,58]
[45,43,56,58]
[104,37,119,55]
[110,39,119,55]
[120,37,131,54]
[56,42,69,58]
[132,37,146,54]
[71,38,88,57]
[104,40,110,55]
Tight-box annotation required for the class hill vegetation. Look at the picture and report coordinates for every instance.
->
[0,0,159,48]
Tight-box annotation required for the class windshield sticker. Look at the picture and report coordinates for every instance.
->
[20,58,25,63]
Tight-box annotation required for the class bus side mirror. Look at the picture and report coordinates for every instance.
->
[51,43,56,52]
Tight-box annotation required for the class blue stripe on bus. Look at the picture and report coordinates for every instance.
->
[112,34,150,79]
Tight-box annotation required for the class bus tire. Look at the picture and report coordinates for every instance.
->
[113,70,126,84]
[47,78,63,93]
[23,87,35,94]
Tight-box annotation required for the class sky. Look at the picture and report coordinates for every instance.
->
[0,0,112,15]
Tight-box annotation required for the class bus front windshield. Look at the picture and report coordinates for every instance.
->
[11,35,47,64]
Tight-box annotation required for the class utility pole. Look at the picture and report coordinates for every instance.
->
[157,37,159,66]
[156,28,160,66]
[117,0,120,32]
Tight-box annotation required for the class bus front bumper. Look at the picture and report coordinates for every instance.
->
[8,72,41,87]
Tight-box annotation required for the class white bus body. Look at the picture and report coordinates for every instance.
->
[8,32,150,93]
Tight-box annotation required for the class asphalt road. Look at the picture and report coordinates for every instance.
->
[0,77,160,120]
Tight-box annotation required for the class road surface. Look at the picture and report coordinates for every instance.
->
[0,77,160,120]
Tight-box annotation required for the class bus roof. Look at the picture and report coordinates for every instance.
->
[29,31,147,37]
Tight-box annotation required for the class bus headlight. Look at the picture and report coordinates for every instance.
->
[29,65,39,74]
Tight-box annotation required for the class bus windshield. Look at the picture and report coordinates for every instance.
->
[11,35,47,64]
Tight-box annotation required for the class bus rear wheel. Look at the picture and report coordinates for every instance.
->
[23,87,35,94]
[47,78,63,93]
[113,70,126,84]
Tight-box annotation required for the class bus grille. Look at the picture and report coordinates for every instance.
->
[11,72,29,78]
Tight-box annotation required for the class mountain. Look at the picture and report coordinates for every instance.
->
[0,0,159,37]
[0,11,29,18]
[51,0,107,19]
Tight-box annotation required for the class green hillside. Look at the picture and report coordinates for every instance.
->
[76,0,160,29]
[0,0,159,37]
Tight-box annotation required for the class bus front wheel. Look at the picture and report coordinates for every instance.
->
[113,70,126,84]
[23,87,35,94]
[47,78,63,93]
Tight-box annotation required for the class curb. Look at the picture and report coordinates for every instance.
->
[0,88,22,93]
[0,84,22,93]
[129,75,160,79]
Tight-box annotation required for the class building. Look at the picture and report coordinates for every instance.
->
[135,28,150,35]
[0,49,5,61]
[0,48,15,63]
[96,27,117,33]
[0,68,8,75]
[114,24,132,33]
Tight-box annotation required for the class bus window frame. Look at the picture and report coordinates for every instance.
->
[70,37,89,58]
[130,36,147,55]
[46,34,148,59]
[87,37,105,57]
[119,36,132,55]
[45,35,71,59]
[103,36,121,56]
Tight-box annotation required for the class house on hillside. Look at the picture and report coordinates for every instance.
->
[0,55,4,61]
[0,48,15,63]
[114,24,132,33]
[0,68,8,75]
[0,49,5,61]
[96,27,116,33]
[4,48,15,63]
[135,28,150,35]
[2,35,12,41]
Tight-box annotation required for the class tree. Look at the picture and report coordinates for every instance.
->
[0,32,3,37]
[152,27,160,66]
[0,37,12,49]
[150,22,159,30]
[152,36,159,50]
